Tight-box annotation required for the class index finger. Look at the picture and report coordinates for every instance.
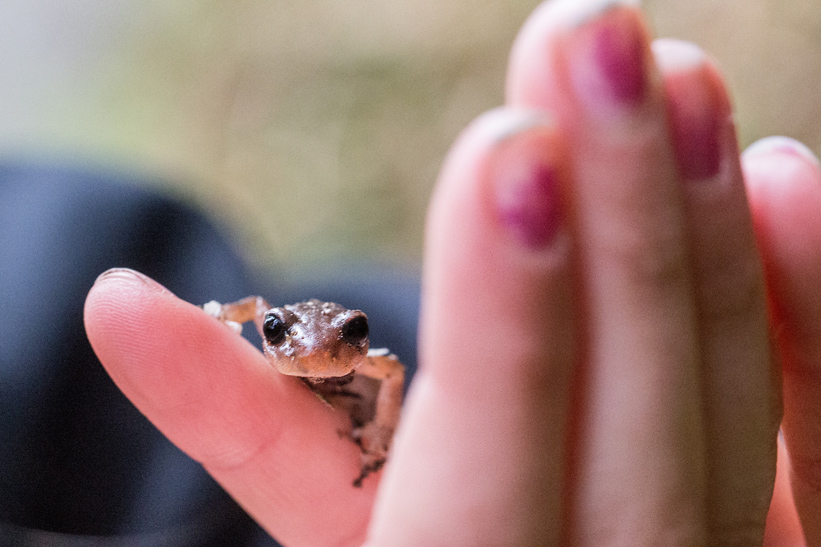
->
[84,268,375,547]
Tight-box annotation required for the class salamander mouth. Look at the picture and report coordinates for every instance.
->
[300,372,356,386]
[271,351,363,379]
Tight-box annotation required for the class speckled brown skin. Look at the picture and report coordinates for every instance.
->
[207,296,405,487]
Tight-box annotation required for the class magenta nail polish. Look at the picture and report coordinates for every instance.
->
[567,7,649,113]
[661,57,726,181]
[594,16,647,105]
[496,164,562,249]
[672,98,722,181]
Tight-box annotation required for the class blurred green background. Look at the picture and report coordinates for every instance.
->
[0,0,818,276]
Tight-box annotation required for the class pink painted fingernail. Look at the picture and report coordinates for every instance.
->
[654,40,726,181]
[497,165,562,248]
[489,117,564,249]
[564,3,650,115]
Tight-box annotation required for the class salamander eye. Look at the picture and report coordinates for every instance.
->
[263,313,287,345]
[341,315,368,346]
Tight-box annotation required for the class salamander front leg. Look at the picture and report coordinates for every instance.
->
[203,296,270,334]
[352,352,405,486]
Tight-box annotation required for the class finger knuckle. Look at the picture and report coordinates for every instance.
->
[598,221,691,291]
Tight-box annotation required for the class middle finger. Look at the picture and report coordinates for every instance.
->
[507,1,706,543]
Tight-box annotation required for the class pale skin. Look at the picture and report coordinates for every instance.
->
[202,296,405,487]
[84,0,821,545]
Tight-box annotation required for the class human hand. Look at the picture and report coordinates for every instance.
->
[84,0,821,545]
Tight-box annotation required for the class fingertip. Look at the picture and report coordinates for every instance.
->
[743,137,821,199]
[744,136,820,168]
[424,107,573,383]
[742,137,821,247]
[506,0,648,110]
[651,38,740,185]
[744,139,821,238]
[84,268,176,380]
[743,138,821,206]
[743,138,821,358]
[85,267,178,330]
[84,268,249,411]
[428,107,569,267]
[425,108,573,384]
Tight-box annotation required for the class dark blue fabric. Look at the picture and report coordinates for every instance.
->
[0,163,419,546]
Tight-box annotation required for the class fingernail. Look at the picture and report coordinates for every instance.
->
[654,40,725,181]
[563,2,650,115]
[489,116,564,249]
[743,136,820,167]
[94,268,170,293]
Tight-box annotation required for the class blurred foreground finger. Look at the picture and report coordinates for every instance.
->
[508,1,706,542]
[366,108,575,545]
[744,138,821,545]
[656,39,778,543]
